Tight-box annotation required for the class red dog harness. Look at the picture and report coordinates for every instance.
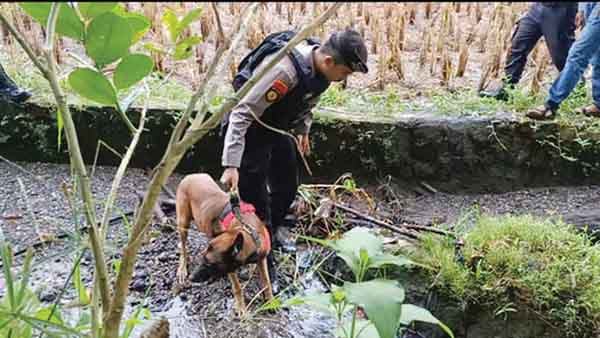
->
[219,201,271,252]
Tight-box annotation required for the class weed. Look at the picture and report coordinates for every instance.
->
[411,213,600,337]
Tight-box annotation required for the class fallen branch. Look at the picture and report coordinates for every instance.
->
[321,199,457,239]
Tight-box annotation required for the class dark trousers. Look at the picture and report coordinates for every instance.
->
[0,62,17,89]
[505,2,577,84]
[232,123,300,235]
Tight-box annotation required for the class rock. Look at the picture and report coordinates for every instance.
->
[131,278,147,292]
[39,287,58,302]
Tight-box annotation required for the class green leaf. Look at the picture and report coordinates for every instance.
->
[332,227,383,279]
[162,8,179,43]
[114,54,154,90]
[125,14,151,43]
[34,306,63,325]
[20,2,84,40]
[174,36,202,60]
[16,249,34,306]
[73,260,90,305]
[179,7,203,33]
[85,12,132,67]
[337,319,380,338]
[143,42,167,54]
[1,243,16,310]
[56,110,63,152]
[399,304,454,338]
[78,2,117,19]
[68,68,118,107]
[344,279,405,338]
[290,292,338,316]
[368,254,415,270]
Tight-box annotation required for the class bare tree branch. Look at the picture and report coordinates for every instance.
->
[43,3,112,316]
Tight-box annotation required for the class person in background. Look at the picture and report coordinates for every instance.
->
[0,62,31,103]
[479,2,580,101]
[527,2,600,119]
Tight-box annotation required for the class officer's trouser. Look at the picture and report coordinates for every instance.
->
[232,123,300,236]
[505,2,576,84]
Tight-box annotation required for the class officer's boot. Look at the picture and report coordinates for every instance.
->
[0,63,31,103]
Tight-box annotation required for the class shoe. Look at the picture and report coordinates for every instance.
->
[575,104,600,117]
[479,86,509,101]
[526,104,557,120]
[0,87,32,104]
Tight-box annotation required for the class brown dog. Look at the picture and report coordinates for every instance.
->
[175,173,273,315]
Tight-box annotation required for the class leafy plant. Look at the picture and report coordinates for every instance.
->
[143,6,204,61]
[20,2,154,133]
[289,227,454,338]
[0,242,83,337]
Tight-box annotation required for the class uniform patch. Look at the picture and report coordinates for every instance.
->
[265,79,288,103]
[265,89,280,102]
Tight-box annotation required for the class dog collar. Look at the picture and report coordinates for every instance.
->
[219,201,256,229]
[219,202,271,253]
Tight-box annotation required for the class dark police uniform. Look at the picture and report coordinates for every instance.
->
[221,30,368,244]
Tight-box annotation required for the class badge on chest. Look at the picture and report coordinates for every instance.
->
[265,79,289,103]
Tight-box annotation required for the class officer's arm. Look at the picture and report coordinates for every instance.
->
[222,62,297,168]
[294,95,320,135]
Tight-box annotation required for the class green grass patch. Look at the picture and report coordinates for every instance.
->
[410,213,600,337]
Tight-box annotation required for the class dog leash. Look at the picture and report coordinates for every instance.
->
[228,189,263,249]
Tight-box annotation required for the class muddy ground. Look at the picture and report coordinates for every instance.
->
[1,160,600,338]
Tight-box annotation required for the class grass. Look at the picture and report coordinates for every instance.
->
[409,212,600,337]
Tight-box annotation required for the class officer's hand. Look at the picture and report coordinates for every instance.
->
[297,134,310,156]
[576,11,585,29]
[220,167,239,191]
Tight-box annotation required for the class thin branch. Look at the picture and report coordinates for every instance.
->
[43,3,112,317]
[100,83,150,241]
[211,3,226,48]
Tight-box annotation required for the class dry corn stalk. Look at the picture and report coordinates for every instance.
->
[441,46,452,87]
[419,28,430,68]
[200,10,211,39]
[195,44,205,74]
[390,44,404,81]
[530,47,548,95]
[364,9,371,26]
[397,13,405,51]
[376,40,387,90]
[275,3,282,15]
[456,34,470,77]
[357,3,364,17]
[455,2,461,13]
[287,2,294,25]
[300,2,306,15]
[371,19,380,54]
[475,3,482,23]
[384,4,393,20]
[425,2,432,20]
[229,3,235,16]
[408,4,416,25]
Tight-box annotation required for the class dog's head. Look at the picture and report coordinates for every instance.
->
[190,213,268,283]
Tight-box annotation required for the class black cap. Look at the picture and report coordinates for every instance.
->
[329,29,369,73]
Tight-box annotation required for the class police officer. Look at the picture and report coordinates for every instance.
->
[219,29,368,290]
[0,62,31,103]
[480,2,580,101]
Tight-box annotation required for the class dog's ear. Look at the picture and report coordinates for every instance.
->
[231,232,244,257]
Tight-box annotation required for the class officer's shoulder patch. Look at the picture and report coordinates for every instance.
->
[265,79,288,103]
